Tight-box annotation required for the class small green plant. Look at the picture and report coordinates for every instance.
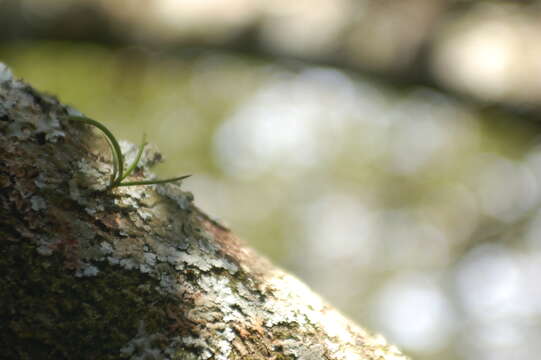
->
[68,115,190,189]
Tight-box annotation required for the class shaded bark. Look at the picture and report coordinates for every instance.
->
[0,63,409,360]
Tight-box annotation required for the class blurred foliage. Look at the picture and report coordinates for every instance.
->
[4,2,541,357]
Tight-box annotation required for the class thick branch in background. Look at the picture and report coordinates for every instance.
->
[0,63,409,359]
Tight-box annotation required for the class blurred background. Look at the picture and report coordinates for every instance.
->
[3,0,541,359]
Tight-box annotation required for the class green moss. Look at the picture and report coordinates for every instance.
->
[0,241,176,359]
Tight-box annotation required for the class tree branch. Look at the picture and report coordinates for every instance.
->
[0,63,409,360]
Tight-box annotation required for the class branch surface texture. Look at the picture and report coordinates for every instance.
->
[0,63,410,360]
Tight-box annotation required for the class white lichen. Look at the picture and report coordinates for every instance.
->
[158,245,237,275]
[0,65,66,142]
[120,140,140,167]
[115,195,138,209]
[138,208,153,221]
[139,264,152,273]
[41,113,65,143]
[68,178,81,201]
[0,63,13,83]
[85,203,104,216]
[76,159,110,191]
[214,338,232,360]
[143,252,157,266]
[100,241,114,255]
[75,264,100,278]
[263,271,323,328]
[36,244,54,256]
[30,195,47,211]
[119,258,139,270]
[120,321,166,360]
[181,336,212,359]
[36,236,60,256]
[156,183,193,211]
[66,106,83,117]
[281,340,327,360]
[34,173,51,189]
[107,256,121,265]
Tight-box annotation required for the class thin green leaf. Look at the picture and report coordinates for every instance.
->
[116,175,191,187]
[68,115,191,190]
[119,133,147,182]
[68,115,124,186]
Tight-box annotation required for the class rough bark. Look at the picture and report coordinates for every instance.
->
[0,63,409,360]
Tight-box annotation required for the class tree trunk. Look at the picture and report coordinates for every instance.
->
[0,63,409,360]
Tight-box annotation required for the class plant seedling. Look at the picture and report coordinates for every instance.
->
[68,115,190,189]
